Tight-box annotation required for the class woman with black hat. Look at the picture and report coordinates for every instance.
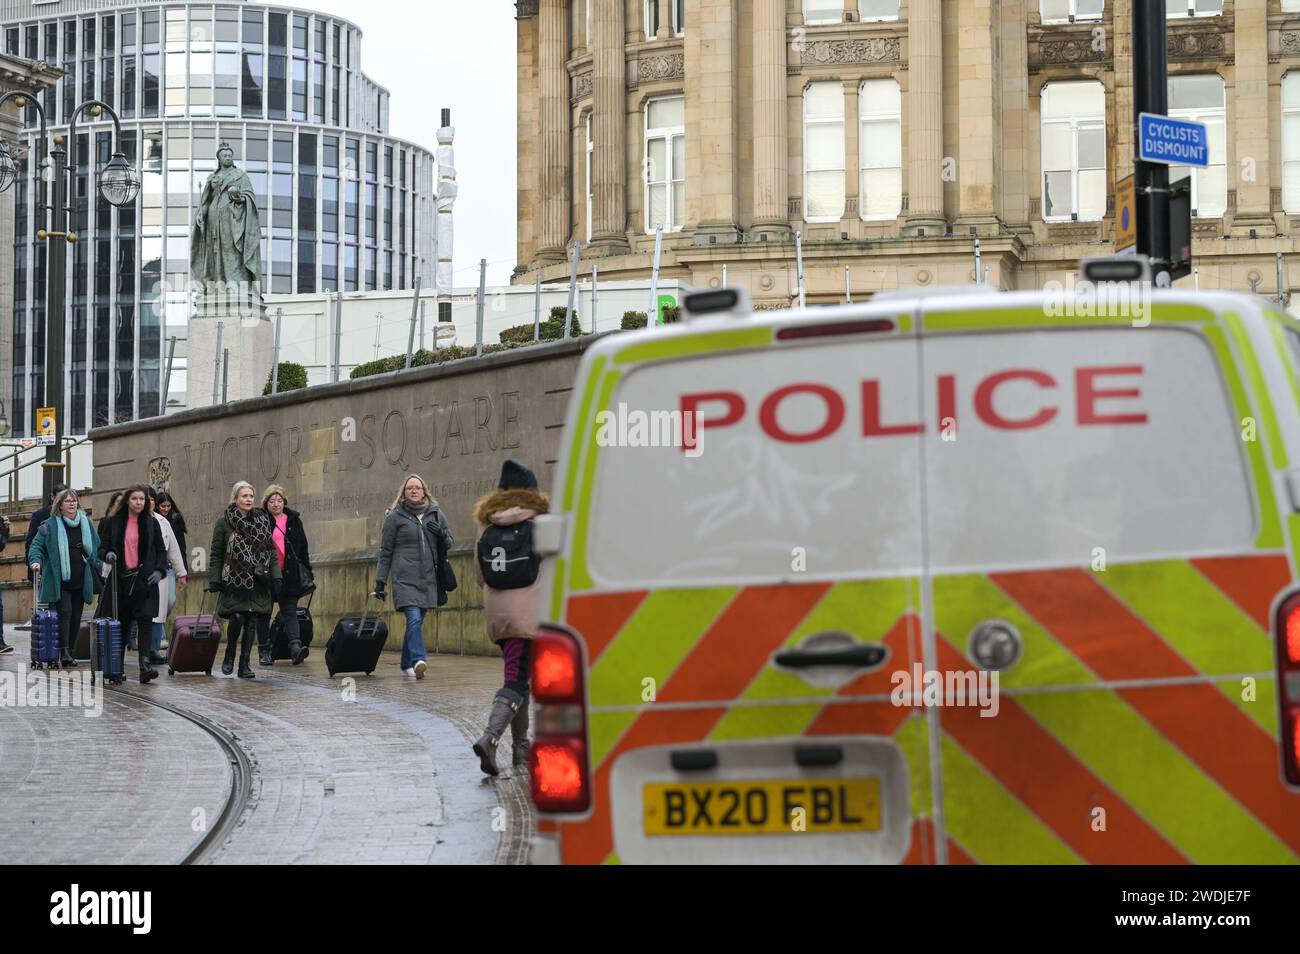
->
[471,459,549,776]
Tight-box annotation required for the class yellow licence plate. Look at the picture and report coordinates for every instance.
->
[643,779,881,836]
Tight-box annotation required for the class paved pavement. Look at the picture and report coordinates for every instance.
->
[0,624,533,865]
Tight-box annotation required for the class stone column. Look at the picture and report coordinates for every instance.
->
[843,79,859,226]
[537,0,571,263]
[998,0,1029,230]
[956,0,997,231]
[516,4,540,270]
[751,0,790,239]
[686,0,740,242]
[590,0,630,253]
[1232,0,1273,235]
[904,0,945,236]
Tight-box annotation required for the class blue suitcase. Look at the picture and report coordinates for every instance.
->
[31,607,61,669]
[30,568,61,670]
[90,566,125,685]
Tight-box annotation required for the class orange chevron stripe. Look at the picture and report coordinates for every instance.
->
[902,819,936,865]
[994,568,1300,856]
[935,634,1188,864]
[561,707,726,865]
[566,591,649,665]
[835,614,915,697]
[1190,554,1291,631]
[948,837,976,865]
[656,583,831,703]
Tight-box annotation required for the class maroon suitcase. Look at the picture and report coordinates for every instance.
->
[167,590,223,675]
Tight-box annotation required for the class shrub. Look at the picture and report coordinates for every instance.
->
[500,305,585,344]
[263,361,308,395]
[621,305,680,330]
[348,343,525,380]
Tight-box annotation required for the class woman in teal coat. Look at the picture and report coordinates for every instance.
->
[28,488,105,668]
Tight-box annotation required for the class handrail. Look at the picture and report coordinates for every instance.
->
[0,434,92,486]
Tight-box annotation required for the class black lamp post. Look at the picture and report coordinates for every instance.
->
[0,94,138,500]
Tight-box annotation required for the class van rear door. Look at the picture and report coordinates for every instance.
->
[553,306,940,864]
[916,300,1300,863]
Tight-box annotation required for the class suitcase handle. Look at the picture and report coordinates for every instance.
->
[357,590,383,639]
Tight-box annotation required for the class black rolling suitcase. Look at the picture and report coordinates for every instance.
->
[324,594,388,677]
[270,592,315,661]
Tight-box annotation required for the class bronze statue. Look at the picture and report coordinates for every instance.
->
[191,141,263,313]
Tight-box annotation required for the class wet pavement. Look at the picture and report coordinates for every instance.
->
[0,625,533,865]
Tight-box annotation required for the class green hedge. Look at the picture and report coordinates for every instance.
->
[263,361,308,395]
[349,344,523,380]
[500,305,586,345]
[621,304,681,329]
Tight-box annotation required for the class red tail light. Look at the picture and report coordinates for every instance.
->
[530,625,590,813]
[1275,593,1300,786]
[776,318,895,340]
[533,634,581,703]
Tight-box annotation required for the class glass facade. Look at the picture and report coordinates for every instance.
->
[5,2,433,433]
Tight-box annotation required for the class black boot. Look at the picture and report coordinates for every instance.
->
[139,649,158,684]
[290,639,309,665]
[222,628,238,676]
[238,625,256,679]
[258,626,273,666]
[473,688,524,777]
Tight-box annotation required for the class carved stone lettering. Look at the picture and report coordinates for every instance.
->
[382,409,409,469]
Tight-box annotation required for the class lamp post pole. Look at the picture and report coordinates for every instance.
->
[0,95,137,500]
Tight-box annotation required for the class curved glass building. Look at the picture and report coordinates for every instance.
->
[2,1,436,433]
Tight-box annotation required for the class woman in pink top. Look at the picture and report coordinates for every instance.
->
[258,484,313,666]
[97,484,168,684]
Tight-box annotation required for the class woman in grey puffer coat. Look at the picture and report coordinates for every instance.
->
[373,473,453,679]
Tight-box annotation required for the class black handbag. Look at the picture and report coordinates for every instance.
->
[431,510,457,605]
[286,539,315,592]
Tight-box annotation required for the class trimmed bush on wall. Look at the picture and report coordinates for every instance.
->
[263,361,309,395]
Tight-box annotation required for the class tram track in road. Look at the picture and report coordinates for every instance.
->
[103,682,254,865]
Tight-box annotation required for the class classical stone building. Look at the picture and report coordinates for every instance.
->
[514,0,1300,307]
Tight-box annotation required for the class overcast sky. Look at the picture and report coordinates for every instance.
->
[293,1,519,286]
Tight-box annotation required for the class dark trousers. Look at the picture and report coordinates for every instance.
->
[225,611,269,659]
[115,578,153,671]
[501,638,531,696]
[57,585,86,654]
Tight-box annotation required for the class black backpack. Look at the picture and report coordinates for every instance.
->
[477,520,539,590]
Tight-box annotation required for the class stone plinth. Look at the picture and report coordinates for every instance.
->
[186,309,274,410]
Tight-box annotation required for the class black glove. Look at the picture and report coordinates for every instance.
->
[206,580,225,593]
[372,581,386,600]
[146,571,162,586]
[271,578,283,597]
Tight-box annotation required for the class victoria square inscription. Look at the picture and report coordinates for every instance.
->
[90,342,589,553]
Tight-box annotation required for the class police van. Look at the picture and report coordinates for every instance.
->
[525,272,1300,865]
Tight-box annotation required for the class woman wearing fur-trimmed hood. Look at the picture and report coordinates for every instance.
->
[471,459,549,777]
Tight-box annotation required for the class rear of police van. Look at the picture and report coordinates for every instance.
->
[530,289,1300,865]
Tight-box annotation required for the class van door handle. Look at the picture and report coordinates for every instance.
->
[773,645,887,669]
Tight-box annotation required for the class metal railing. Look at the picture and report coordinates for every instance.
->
[0,435,92,503]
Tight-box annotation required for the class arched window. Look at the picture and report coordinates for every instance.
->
[1167,74,1226,218]
[1040,80,1106,222]
[859,79,901,220]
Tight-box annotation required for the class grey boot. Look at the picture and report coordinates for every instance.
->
[473,688,524,777]
[510,701,530,770]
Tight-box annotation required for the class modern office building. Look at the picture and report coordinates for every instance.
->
[515,0,1300,307]
[0,0,437,436]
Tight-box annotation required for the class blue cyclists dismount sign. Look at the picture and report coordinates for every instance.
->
[1137,112,1209,168]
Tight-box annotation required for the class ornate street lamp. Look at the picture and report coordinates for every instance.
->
[0,141,16,195]
[0,92,140,499]
[99,151,141,207]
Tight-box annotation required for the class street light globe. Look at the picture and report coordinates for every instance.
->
[99,152,140,207]
[0,141,17,195]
